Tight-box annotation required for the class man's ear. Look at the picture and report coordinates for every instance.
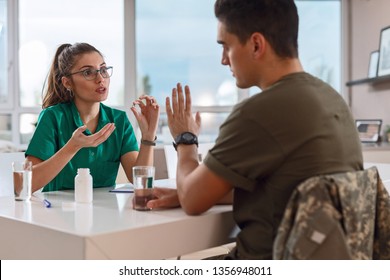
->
[251,32,266,57]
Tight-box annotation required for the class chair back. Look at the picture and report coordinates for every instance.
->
[115,146,168,183]
[164,144,176,179]
[273,166,390,260]
[164,142,215,179]
[154,146,168,179]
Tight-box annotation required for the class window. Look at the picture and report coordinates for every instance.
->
[158,112,229,144]
[19,113,38,145]
[18,0,124,107]
[0,0,7,106]
[296,0,341,92]
[136,0,341,143]
[0,114,11,141]
[136,0,238,107]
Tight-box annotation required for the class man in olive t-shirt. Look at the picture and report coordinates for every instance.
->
[149,0,363,259]
[204,72,363,259]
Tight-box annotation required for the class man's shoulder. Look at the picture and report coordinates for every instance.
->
[271,72,339,99]
[277,72,325,87]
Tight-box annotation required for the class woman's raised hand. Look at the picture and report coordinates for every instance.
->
[131,95,160,141]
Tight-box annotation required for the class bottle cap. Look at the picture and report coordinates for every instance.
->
[77,168,90,174]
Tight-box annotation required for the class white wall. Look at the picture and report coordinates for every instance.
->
[347,0,390,134]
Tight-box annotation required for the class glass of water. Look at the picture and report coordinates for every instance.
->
[12,161,32,201]
[132,166,155,211]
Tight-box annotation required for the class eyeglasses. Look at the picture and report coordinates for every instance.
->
[67,66,113,81]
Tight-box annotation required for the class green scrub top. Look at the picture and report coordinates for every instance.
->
[25,102,139,192]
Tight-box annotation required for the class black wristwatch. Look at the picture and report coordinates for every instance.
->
[173,132,199,151]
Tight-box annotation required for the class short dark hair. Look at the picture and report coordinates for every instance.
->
[214,0,299,58]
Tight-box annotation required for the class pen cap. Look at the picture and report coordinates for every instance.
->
[75,168,93,203]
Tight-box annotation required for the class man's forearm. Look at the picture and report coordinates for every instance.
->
[176,144,199,187]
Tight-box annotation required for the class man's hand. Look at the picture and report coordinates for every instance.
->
[166,83,201,139]
[146,188,180,209]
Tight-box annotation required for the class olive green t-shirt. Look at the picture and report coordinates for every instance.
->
[204,72,363,259]
[25,102,138,192]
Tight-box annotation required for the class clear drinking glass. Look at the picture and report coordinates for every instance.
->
[133,166,155,211]
[12,160,32,201]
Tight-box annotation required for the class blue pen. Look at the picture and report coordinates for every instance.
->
[31,195,52,208]
[42,199,51,208]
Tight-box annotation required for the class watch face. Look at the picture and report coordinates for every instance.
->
[183,132,194,141]
[175,132,197,144]
[174,134,181,143]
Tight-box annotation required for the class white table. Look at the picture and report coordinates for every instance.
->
[0,182,235,260]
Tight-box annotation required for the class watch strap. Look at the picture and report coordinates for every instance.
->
[141,136,157,146]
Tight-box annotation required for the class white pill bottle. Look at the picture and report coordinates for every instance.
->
[75,168,93,203]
